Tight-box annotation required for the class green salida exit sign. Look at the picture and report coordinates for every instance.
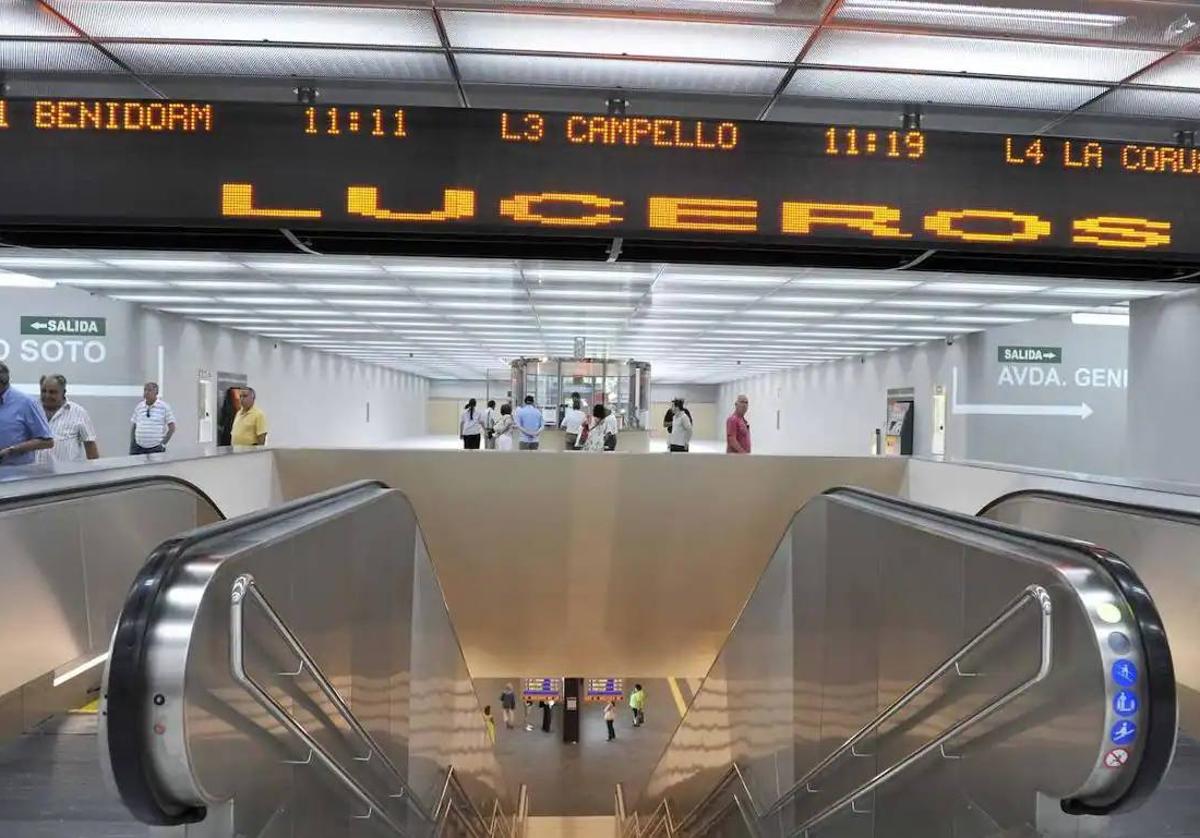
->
[997,345,1061,364]
[20,316,106,336]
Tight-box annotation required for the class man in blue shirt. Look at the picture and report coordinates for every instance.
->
[0,362,53,466]
[514,395,544,451]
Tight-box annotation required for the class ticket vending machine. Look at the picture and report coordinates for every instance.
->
[885,388,916,456]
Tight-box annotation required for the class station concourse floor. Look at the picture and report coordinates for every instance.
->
[475,678,700,817]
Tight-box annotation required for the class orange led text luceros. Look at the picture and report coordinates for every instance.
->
[33,100,213,132]
[219,182,1174,251]
[0,101,9,130]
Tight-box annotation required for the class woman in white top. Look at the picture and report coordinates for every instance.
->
[667,398,693,453]
[460,398,484,450]
[579,404,618,452]
[560,393,587,451]
[493,403,515,451]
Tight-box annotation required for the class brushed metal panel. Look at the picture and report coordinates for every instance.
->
[271,449,908,677]
[0,505,89,692]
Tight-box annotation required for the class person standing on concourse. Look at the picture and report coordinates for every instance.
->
[0,361,53,466]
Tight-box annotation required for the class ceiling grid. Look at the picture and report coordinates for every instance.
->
[0,0,1195,135]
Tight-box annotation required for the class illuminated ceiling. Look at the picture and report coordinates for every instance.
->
[2,0,1199,137]
[0,250,1175,382]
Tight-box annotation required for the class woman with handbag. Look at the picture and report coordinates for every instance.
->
[579,404,618,452]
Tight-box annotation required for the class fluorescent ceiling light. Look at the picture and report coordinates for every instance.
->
[742,310,836,319]
[290,319,364,326]
[105,258,236,271]
[879,299,980,309]
[293,282,397,293]
[525,269,653,282]
[112,294,213,303]
[258,308,352,317]
[1071,312,1130,326]
[325,298,423,308]
[314,327,386,333]
[435,301,531,309]
[1048,286,1163,298]
[52,652,109,687]
[411,285,522,296]
[846,312,935,320]
[841,0,1125,29]
[0,256,97,269]
[940,315,1028,324]
[534,288,643,299]
[537,303,634,312]
[660,272,788,285]
[159,307,242,315]
[988,303,1078,313]
[918,281,1047,294]
[59,278,167,288]
[770,295,870,306]
[796,278,918,290]
[0,273,56,288]
[222,296,317,305]
[385,264,515,277]
[367,312,441,320]
[649,292,759,303]
[202,317,283,324]
[173,280,285,290]
[247,262,381,274]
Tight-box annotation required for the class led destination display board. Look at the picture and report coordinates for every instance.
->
[0,98,1197,260]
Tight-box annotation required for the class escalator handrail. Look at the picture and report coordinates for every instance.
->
[767,583,1053,822]
[105,479,388,825]
[0,472,224,518]
[230,573,432,827]
[975,487,1181,814]
[979,487,1200,527]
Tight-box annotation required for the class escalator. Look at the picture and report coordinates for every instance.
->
[102,480,525,838]
[0,474,224,837]
[622,487,1177,838]
[0,474,1192,838]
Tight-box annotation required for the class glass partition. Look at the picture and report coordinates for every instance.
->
[510,358,650,429]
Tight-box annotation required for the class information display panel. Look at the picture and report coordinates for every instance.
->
[0,98,1197,260]
[585,678,625,703]
[522,677,562,702]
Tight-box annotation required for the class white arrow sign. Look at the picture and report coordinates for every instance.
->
[952,368,1093,420]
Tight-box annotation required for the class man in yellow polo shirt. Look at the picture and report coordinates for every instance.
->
[230,386,268,447]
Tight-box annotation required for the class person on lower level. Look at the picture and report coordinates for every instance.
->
[0,362,53,467]
[37,374,99,465]
[460,398,483,450]
[629,684,645,727]
[560,392,586,450]
[500,683,517,729]
[130,382,175,455]
[484,400,498,450]
[483,705,496,744]
[725,394,751,454]
[231,386,268,446]
[579,403,617,452]
[604,699,617,742]
[668,398,693,453]
[515,395,543,450]
[494,403,515,451]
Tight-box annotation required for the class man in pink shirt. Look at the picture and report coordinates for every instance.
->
[726,394,751,454]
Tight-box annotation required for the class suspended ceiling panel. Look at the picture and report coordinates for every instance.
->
[441,12,812,62]
[0,250,1178,383]
[783,69,1107,111]
[0,41,124,73]
[1083,86,1200,120]
[455,53,786,95]
[1,0,73,35]
[453,0,827,22]
[831,0,1200,47]
[53,0,444,46]
[1131,53,1200,88]
[109,43,453,81]
[802,30,1167,83]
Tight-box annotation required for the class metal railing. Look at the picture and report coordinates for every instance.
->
[432,766,527,838]
[232,573,476,837]
[626,584,1053,838]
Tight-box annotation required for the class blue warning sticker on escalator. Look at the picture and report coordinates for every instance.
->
[1111,659,1138,687]
[1113,690,1139,717]
[1110,720,1138,746]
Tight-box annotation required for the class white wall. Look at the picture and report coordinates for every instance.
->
[0,285,428,453]
[1128,288,1200,483]
[718,315,1132,475]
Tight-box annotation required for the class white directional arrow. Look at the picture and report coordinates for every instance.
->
[952,368,1093,420]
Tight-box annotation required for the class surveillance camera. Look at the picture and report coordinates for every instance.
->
[945,336,955,346]
[859,356,866,364]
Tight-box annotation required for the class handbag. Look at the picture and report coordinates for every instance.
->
[577,421,591,447]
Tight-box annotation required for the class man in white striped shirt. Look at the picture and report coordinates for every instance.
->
[130,381,176,454]
[36,374,99,465]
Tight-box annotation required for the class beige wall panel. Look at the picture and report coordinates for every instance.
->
[273,451,906,678]
[428,399,464,436]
